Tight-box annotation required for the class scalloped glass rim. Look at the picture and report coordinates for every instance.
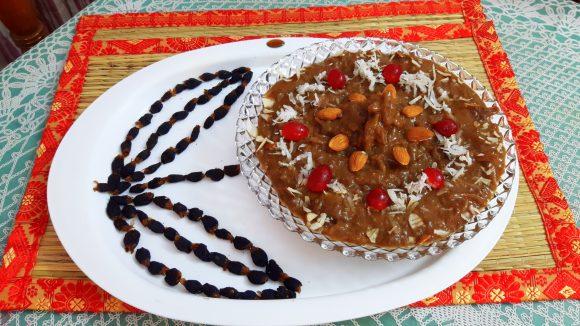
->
[235,37,517,261]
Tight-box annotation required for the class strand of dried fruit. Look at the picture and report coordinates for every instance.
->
[128,164,241,194]
[135,247,296,299]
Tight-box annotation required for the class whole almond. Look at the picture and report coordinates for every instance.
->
[328,134,349,152]
[406,126,434,142]
[349,151,368,172]
[316,107,342,121]
[402,105,423,118]
[348,93,367,103]
[392,146,411,165]
[382,84,397,101]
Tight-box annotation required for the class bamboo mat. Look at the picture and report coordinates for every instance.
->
[32,27,555,280]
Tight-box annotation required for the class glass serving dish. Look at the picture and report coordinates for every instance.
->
[235,37,517,261]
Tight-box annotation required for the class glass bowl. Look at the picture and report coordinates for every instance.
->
[235,37,517,261]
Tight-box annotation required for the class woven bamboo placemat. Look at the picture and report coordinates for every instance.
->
[1,0,577,312]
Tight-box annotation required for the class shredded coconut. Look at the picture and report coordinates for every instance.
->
[272,105,298,124]
[296,83,325,95]
[353,59,379,91]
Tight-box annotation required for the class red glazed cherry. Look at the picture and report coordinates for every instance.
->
[432,118,459,137]
[306,164,333,192]
[281,121,309,141]
[327,68,347,89]
[382,63,403,84]
[366,188,391,211]
[424,167,445,189]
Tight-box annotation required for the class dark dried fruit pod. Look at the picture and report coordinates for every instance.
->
[242,71,253,84]
[161,147,176,164]
[147,261,166,275]
[107,173,121,188]
[190,125,200,141]
[93,183,111,192]
[266,260,284,281]
[171,110,189,121]
[227,261,249,275]
[203,116,214,129]
[128,171,145,182]
[187,208,203,221]
[149,100,163,113]
[164,268,182,286]
[143,162,161,174]
[148,177,166,189]
[217,70,232,79]
[229,73,242,84]
[193,244,211,262]
[147,219,165,234]
[184,99,197,112]
[175,138,191,154]
[133,192,154,206]
[126,126,140,140]
[111,195,131,205]
[164,227,178,241]
[275,286,295,299]
[156,121,172,136]
[233,236,252,250]
[113,218,131,232]
[175,83,185,94]
[232,67,250,75]
[183,78,201,90]
[115,182,131,194]
[135,210,148,222]
[247,270,268,285]
[223,164,240,177]
[201,215,218,233]
[120,163,136,178]
[207,85,222,97]
[185,172,204,182]
[161,90,172,102]
[135,149,151,163]
[197,94,210,105]
[123,229,140,253]
[120,140,131,156]
[239,290,258,300]
[135,247,151,265]
[153,196,173,209]
[199,72,216,81]
[283,277,302,293]
[234,85,246,97]
[202,283,220,298]
[210,252,228,269]
[111,155,124,174]
[184,280,203,294]
[205,168,224,181]
[106,200,121,219]
[219,287,238,299]
[172,202,188,217]
[250,247,268,267]
[260,289,277,300]
[121,205,137,218]
[214,228,232,240]
[224,91,239,106]
[146,134,159,150]
[138,113,153,127]
[175,237,193,253]
[167,174,185,183]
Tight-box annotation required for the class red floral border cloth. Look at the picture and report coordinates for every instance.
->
[0,0,578,312]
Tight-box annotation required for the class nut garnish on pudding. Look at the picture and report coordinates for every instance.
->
[254,50,506,248]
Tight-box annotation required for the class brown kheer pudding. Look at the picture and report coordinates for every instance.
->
[254,51,505,248]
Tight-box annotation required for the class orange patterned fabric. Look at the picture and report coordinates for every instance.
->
[0,0,578,312]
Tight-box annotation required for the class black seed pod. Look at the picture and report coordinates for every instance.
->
[227,261,248,275]
[106,200,121,219]
[164,227,178,241]
[233,236,252,250]
[203,116,214,129]
[266,260,284,281]
[187,208,203,221]
[111,155,124,174]
[217,70,232,79]
[190,125,200,141]
[111,195,131,205]
[120,140,131,156]
[156,121,172,135]
[133,192,154,206]
[167,174,185,183]
[161,147,176,164]
[164,268,182,286]
[224,91,239,106]
[172,202,188,217]
[184,99,197,112]
[229,73,242,84]
[210,252,228,269]
[201,215,218,233]
[153,196,172,209]
[250,247,268,267]
[205,168,224,181]
[283,277,302,293]
[220,287,238,299]
[116,181,131,194]
[161,90,173,102]
[121,205,137,218]
[223,164,241,177]
[208,85,222,97]
[135,149,151,163]
[234,85,246,96]
[260,289,277,300]
[93,183,110,192]
[148,177,166,189]
[197,94,210,105]
[149,100,163,113]
[120,163,135,178]
[126,126,139,140]
[247,270,268,285]
[175,138,190,154]
[147,261,165,275]
[185,171,203,182]
[242,71,253,84]
[138,113,153,127]
[113,218,130,232]
[175,237,193,253]
[128,171,145,182]
[146,133,158,150]
[202,283,220,298]
[239,290,258,300]
[129,183,147,194]
[184,78,201,89]
[123,229,140,253]
[135,210,148,222]
[276,286,296,299]
[199,72,216,81]
[174,83,185,94]
[193,244,211,262]
[184,280,203,294]
[135,247,151,265]
[107,173,121,188]
[213,106,229,121]
[232,67,249,75]
[148,219,165,234]
[214,228,232,240]
[143,162,162,174]
[171,110,189,121]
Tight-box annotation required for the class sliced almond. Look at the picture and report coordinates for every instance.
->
[409,213,425,231]
[382,84,397,101]
[316,107,342,121]
[402,105,423,118]
[392,146,411,165]
[348,93,367,103]
[406,126,434,142]
[349,151,368,172]
[366,228,379,244]
[328,134,349,152]
[262,97,275,109]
